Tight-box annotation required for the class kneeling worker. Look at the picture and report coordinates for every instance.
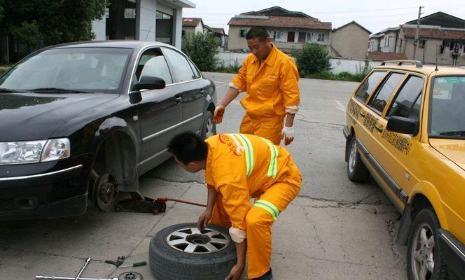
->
[168,132,302,280]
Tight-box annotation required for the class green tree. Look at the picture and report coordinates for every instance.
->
[292,43,331,76]
[182,32,219,72]
[0,0,106,46]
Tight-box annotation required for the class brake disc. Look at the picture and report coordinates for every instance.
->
[118,272,143,280]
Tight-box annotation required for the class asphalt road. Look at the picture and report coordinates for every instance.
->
[0,73,407,280]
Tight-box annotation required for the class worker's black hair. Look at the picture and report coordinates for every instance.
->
[168,131,208,165]
[246,26,269,42]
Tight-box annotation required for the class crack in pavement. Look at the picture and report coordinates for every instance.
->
[384,217,406,268]
[275,249,407,271]
[313,224,327,260]
[296,117,345,128]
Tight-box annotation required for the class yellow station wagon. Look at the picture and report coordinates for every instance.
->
[343,61,465,280]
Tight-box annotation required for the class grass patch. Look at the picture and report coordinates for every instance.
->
[304,71,366,82]
[214,65,241,74]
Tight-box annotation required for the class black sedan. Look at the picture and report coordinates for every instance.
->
[0,41,217,221]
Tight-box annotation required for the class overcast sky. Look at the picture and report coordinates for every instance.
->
[182,0,465,34]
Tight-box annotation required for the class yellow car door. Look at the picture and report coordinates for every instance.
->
[348,70,388,156]
[365,72,408,209]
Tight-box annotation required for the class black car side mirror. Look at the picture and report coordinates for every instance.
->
[386,116,419,136]
[132,76,166,91]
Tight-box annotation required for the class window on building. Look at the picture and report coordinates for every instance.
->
[368,73,405,114]
[240,30,247,38]
[298,32,306,43]
[419,40,426,49]
[355,71,387,103]
[399,39,403,50]
[124,8,136,19]
[306,32,313,42]
[385,37,389,47]
[317,33,325,42]
[387,75,424,120]
[105,8,110,19]
[287,32,295,42]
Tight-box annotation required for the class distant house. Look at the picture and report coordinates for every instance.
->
[227,6,332,53]
[182,18,207,36]
[226,6,370,60]
[331,21,371,60]
[213,28,228,49]
[368,12,465,65]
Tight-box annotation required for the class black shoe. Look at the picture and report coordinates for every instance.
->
[252,268,273,280]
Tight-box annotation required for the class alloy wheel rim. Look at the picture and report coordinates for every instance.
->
[348,140,357,174]
[411,223,435,280]
[165,227,231,254]
[206,118,214,138]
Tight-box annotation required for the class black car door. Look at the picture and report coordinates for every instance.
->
[135,47,182,173]
[162,47,205,134]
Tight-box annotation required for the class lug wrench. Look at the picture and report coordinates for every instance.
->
[36,277,118,280]
[36,257,117,280]
[75,258,91,280]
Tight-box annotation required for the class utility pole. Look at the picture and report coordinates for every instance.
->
[413,6,424,61]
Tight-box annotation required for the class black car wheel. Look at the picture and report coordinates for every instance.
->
[149,223,237,280]
[347,136,370,183]
[202,111,216,139]
[407,208,449,280]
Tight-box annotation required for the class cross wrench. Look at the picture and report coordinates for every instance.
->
[36,257,117,280]
[36,276,118,280]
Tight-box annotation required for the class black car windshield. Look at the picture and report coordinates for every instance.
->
[429,76,465,139]
[0,47,132,93]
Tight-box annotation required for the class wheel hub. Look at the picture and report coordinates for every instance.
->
[166,227,231,254]
[93,174,118,212]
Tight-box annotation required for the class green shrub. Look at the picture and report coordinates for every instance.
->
[182,32,219,72]
[292,43,331,76]
[0,64,13,76]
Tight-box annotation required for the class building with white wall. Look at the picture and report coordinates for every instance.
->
[92,0,195,49]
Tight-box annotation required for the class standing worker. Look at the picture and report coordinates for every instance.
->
[168,132,302,280]
[214,26,300,145]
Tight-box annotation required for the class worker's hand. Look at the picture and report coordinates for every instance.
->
[197,210,212,232]
[225,263,244,280]
[281,126,295,145]
[214,105,225,124]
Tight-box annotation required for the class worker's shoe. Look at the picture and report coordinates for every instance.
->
[252,268,273,280]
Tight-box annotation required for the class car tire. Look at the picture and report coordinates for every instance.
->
[149,223,237,280]
[407,208,449,280]
[346,136,370,182]
[201,111,216,139]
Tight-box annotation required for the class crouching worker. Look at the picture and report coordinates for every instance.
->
[168,132,302,280]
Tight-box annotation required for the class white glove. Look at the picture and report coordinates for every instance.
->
[282,126,295,145]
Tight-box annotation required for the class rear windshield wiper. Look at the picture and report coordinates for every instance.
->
[439,131,465,136]
[28,87,90,93]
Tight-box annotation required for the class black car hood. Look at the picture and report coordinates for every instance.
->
[0,92,118,141]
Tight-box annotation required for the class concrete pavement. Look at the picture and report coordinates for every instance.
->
[0,73,407,280]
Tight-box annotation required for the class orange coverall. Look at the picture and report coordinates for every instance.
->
[205,134,302,278]
[231,45,300,145]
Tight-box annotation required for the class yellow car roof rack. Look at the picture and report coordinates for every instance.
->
[380,60,423,68]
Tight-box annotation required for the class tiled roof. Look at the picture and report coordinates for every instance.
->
[182,18,202,27]
[212,28,225,35]
[402,26,465,40]
[228,16,332,30]
[242,6,313,19]
[368,52,408,61]
[333,21,371,34]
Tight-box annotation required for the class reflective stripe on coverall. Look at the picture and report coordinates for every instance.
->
[205,134,302,278]
[232,45,300,145]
